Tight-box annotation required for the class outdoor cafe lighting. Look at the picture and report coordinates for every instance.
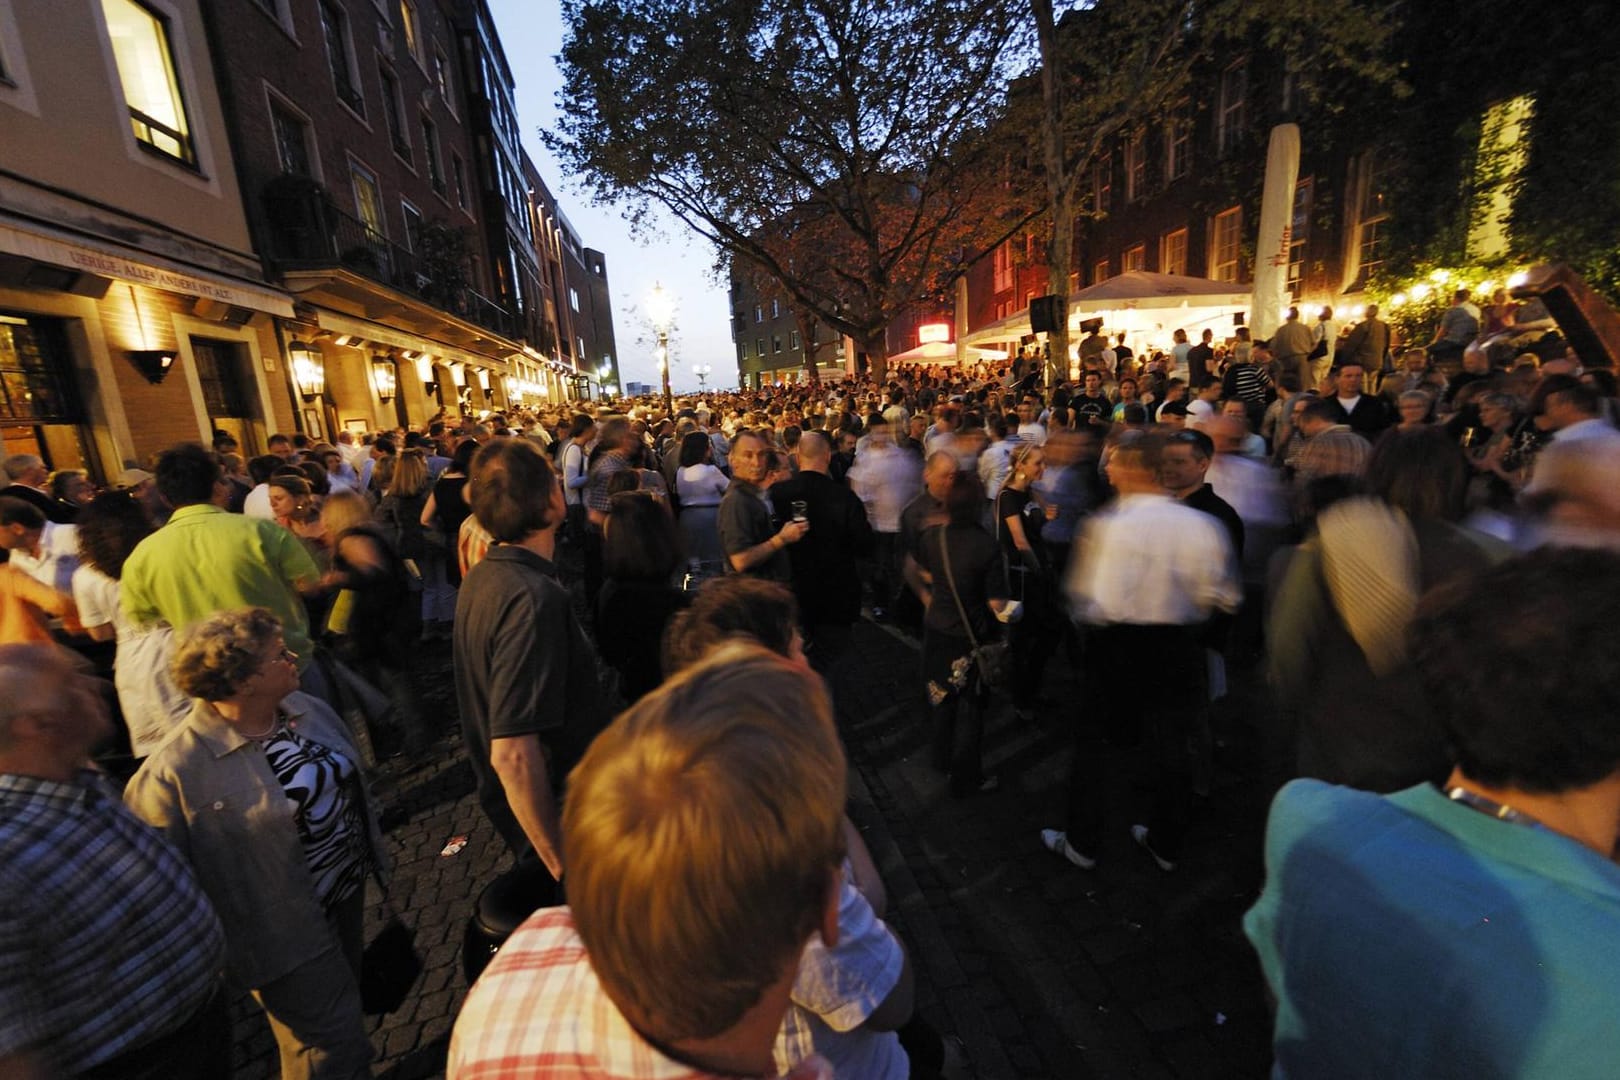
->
[289,341,326,400]
[371,358,397,402]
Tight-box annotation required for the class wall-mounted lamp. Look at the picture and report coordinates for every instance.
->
[450,362,468,387]
[288,341,326,400]
[476,368,491,392]
[372,358,397,402]
[127,349,177,385]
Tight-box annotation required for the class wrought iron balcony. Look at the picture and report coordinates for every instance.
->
[263,185,521,341]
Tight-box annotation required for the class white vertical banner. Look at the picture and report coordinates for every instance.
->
[1253,123,1301,340]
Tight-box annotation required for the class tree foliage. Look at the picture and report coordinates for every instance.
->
[1023,0,1401,379]
[550,0,1035,380]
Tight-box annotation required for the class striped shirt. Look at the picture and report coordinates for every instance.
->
[0,770,224,1072]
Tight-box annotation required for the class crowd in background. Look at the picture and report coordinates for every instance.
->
[5,290,1620,1078]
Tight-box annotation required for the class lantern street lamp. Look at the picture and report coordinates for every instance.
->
[647,281,675,416]
[289,341,326,401]
[693,363,711,391]
[599,363,614,399]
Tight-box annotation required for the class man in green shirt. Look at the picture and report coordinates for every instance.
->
[122,444,324,695]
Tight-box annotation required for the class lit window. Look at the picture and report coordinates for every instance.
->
[1093,258,1110,283]
[398,0,420,61]
[569,287,580,312]
[1123,244,1146,272]
[1160,228,1188,277]
[1211,206,1242,282]
[101,0,195,165]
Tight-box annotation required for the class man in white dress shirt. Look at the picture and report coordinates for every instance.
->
[1041,433,1241,873]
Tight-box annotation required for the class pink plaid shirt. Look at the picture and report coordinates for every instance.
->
[448,908,830,1080]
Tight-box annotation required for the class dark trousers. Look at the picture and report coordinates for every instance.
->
[1063,624,1205,858]
[868,530,901,610]
[583,522,605,615]
[923,629,988,795]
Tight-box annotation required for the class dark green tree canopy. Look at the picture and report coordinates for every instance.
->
[551,0,1034,374]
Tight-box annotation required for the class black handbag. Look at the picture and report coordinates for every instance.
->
[938,529,1012,689]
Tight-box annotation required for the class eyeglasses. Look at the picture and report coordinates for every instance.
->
[271,647,298,666]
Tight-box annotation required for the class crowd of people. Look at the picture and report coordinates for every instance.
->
[4,298,1620,1078]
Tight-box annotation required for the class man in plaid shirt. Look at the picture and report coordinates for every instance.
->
[0,644,227,1078]
[449,645,846,1080]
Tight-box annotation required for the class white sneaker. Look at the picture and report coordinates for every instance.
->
[1131,824,1176,872]
[1040,828,1097,870]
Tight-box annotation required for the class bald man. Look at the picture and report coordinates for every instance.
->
[769,431,874,673]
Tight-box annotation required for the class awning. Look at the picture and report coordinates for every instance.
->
[888,340,1008,363]
[964,271,1253,346]
[0,218,295,317]
[311,309,511,373]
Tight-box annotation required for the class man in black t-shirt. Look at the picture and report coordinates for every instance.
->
[1071,372,1113,429]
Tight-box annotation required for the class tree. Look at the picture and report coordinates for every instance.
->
[1024,0,1400,382]
[550,0,1035,382]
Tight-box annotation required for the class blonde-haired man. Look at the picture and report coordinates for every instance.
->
[448,645,846,1079]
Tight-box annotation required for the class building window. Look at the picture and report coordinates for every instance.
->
[770,298,780,318]
[1160,228,1188,277]
[318,0,363,116]
[1093,258,1110,283]
[378,64,410,162]
[269,98,312,176]
[1123,244,1146,272]
[1288,178,1312,299]
[434,46,454,113]
[1165,115,1190,181]
[101,0,195,165]
[993,241,1013,293]
[772,335,782,354]
[754,304,763,323]
[0,314,82,422]
[756,337,766,358]
[401,200,423,251]
[1091,155,1112,214]
[191,339,253,419]
[1125,129,1147,203]
[1210,206,1242,282]
[739,342,748,362]
[349,161,385,237]
[569,287,580,312]
[420,115,444,194]
[450,152,469,211]
[789,330,800,350]
[1217,63,1246,157]
[1358,217,1387,280]
[397,0,420,63]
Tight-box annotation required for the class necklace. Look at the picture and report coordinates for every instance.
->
[1446,786,1548,833]
[239,709,284,741]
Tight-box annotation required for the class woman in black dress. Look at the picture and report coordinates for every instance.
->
[995,443,1057,720]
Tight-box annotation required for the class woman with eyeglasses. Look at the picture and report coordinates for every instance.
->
[125,607,385,1080]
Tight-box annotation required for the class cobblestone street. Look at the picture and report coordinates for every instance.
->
[233,615,1276,1080]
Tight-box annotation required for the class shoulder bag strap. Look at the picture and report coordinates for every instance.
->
[937,527,981,651]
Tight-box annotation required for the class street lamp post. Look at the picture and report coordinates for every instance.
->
[693,363,711,391]
[647,281,675,416]
[598,363,613,400]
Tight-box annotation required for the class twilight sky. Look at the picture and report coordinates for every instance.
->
[485,0,736,392]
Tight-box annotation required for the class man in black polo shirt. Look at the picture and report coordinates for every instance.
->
[718,431,807,582]
[454,440,606,891]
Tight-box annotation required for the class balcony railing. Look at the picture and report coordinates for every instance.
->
[263,186,521,341]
